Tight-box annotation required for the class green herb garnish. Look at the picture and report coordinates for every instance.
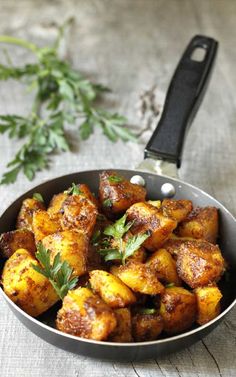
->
[64,182,82,196]
[138,308,157,315]
[165,283,175,288]
[99,214,149,264]
[103,198,113,208]
[107,175,123,183]
[32,192,44,203]
[0,20,136,185]
[31,243,78,299]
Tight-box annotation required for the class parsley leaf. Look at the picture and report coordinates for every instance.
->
[107,175,123,183]
[33,192,44,203]
[100,214,149,264]
[64,182,83,195]
[0,22,136,184]
[31,243,78,300]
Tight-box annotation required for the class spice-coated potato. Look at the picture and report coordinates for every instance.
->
[162,235,194,259]
[16,198,45,230]
[109,308,133,342]
[0,229,36,258]
[60,195,98,237]
[160,287,197,334]
[132,312,164,341]
[56,287,117,340]
[162,199,193,222]
[126,202,177,251]
[32,210,61,243]
[42,230,88,277]
[47,192,68,223]
[2,248,58,317]
[194,285,222,325]
[176,206,219,244]
[146,248,182,286]
[111,262,165,295]
[176,240,225,288]
[89,270,136,308]
[99,171,146,217]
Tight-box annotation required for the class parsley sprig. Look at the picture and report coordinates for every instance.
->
[32,243,78,300]
[64,182,82,196]
[99,214,149,264]
[0,21,136,184]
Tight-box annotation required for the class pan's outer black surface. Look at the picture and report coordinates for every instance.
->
[0,169,236,361]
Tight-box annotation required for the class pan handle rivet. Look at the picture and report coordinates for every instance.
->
[161,183,176,198]
[130,175,146,186]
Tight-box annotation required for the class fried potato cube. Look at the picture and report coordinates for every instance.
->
[77,183,98,207]
[176,207,219,244]
[160,287,197,334]
[16,198,45,230]
[0,229,36,258]
[126,202,177,251]
[47,192,68,222]
[132,312,163,341]
[194,285,222,325]
[111,262,165,295]
[162,234,194,259]
[99,171,146,217]
[176,240,225,288]
[56,287,117,340]
[146,248,182,286]
[2,248,59,317]
[32,210,61,243]
[42,230,88,277]
[60,195,98,237]
[162,199,193,222]
[109,308,133,342]
[89,270,136,308]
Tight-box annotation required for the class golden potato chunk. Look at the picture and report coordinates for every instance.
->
[89,270,136,308]
[47,192,68,222]
[132,312,163,341]
[160,287,197,334]
[0,229,36,258]
[162,234,194,259]
[2,248,59,317]
[194,285,222,325]
[77,183,98,207]
[162,199,193,222]
[16,198,45,230]
[60,195,98,237]
[176,207,219,244]
[176,240,225,288]
[42,230,88,277]
[99,171,146,217]
[109,308,133,342]
[111,262,165,295]
[126,202,177,251]
[32,210,61,243]
[56,287,117,340]
[146,248,182,286]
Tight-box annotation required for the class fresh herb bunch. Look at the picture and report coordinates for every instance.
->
[0,21,136,184]
[99,214,149,264]
[32,243,78,300]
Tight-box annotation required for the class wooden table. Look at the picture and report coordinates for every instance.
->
[0,0,236,375]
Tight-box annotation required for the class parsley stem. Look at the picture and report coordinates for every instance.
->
[0,35,38,54]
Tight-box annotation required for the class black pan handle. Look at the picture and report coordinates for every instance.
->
[144,35,218,167]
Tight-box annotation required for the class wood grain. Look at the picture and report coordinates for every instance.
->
[0,0,236,376]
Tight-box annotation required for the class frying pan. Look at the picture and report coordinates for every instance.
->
[1,35,236,362]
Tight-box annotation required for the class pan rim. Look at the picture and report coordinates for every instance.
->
[1,168,236,348]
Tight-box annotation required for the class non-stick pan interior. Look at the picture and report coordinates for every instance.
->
[0,169,236,359]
